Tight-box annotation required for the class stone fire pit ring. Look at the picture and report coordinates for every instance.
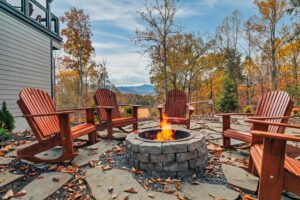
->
[125,129,208,177]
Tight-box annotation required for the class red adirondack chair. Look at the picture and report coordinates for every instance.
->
[94,88,140,140]
[245,119,300,200]
[220,91,294,148]
[157,89,195,129]
[17,88,97,163]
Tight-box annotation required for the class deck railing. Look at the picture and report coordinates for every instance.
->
[4,0,59,35]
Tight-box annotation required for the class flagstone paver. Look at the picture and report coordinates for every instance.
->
[222,164,258,192]
[0,171,23,187]
[72,140,118,166]
[181,182,240,200]
[0,157,13,165]
[85,168,177,200]
[12,172,72,200]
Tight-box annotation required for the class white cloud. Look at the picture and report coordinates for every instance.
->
[93,42,123,49]
[95,52,151,86]
[52,0,144,32]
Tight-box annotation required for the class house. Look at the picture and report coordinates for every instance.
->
[0,0,62,130]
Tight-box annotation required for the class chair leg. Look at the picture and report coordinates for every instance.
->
[133,122,138,131]
[223,135,231,148]
[88,131,97,144]
[107,125,113,139]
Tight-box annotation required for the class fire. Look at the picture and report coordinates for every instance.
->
[155,114,175,141]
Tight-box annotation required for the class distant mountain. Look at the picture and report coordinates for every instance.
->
[117,84,155,95]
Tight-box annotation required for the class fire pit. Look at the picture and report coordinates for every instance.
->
[125,117,208,177]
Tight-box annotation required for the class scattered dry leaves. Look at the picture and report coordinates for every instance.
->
[56,165,79,174]
[131,167,144,175]
[163,185,175,194]
[124,187,138,193]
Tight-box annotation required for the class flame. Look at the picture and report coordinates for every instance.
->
[155,114,175,141]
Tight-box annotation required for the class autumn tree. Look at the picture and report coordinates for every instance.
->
[215,10,243,102]
[135,0,181,98]
[248,0,287,90]
[60,7,94,106]
[92,59,111,89]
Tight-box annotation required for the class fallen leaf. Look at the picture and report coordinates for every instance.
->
[108,186,114,193]
[14,190,27,197]
[175,181,181,191]
[112,194,118,199]
[143,179,149,191]
[3,189,14,199]
[0,178,5,183]
[131,167,144,175]
[124,187,138,193]
[147,193,155,198]
[192,173,197,181]
[102,165,112,171]
[122,194,129,200]
[176,192,190,200]
[53,177,60,182]
[165,177,173,184]
[243,194,256,200]
[164,185,175,194]
[0,150,5,156]
[190,181,200,185]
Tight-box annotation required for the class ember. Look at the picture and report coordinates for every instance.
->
[155,114,175,141]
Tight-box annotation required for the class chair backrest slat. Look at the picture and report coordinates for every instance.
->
[18,88,60,141]
[253,91,293,133]
[165,89,187,118]
[94,89,120,122]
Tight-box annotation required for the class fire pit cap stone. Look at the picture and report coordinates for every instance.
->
[138,142,162,154]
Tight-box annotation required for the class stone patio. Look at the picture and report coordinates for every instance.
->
[0,116,298,199]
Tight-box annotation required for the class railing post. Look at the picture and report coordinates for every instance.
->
[46,0,51,30]
[23,0,29,16]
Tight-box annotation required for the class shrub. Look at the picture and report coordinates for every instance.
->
[0,102,15,132]
[216,77,238,113]
[122,106,133,116]
[150,107,160,117]
[0,127,11,142]
[292,107,300,116]
[243,105,253,113]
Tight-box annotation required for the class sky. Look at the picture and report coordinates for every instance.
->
[51,0,259,86]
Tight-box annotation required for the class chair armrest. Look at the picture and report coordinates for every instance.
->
[95,105,115,110]
[245,119,300,129]
[118,104,142,108]
[58,107,95,112]
[187,104,195,111]
[247,116,290,120]
[22,111,74,118]
[217,113,255,116]
[157,104,165,109]
[251,131,300,142]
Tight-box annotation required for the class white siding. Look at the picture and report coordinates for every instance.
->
[0,11,52,130]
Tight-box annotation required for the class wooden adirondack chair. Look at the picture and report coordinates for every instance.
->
[157,89,195,129]
[94,88,141,140]
[220,91,293,148]
[244,119,300,200]
[17,88,97,163]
